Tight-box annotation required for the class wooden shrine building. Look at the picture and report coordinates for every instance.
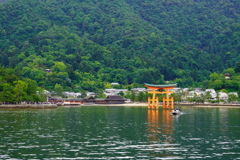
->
[144,83,177,109]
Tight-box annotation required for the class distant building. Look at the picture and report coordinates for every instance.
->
[228,92,238,97]
[48,95,126,104]
[105,95,125,104]
[218,92,228,101]
[224,73,230,80]
[45,69,52,73]
[104,89,116,96]
[170,87,181,92]
[111,82,119,86]
[86,92,96,97]
[82,96,96,103]
[43,90,51,94]
[194,88,203,92]
[182,88,189,92]
[63,92,81,98]
[205,89,217,99]
[183,89,215,100]
[48,98,83,105]
[186,90,204,98]
[132,88,147,93]
[104,89,128,96]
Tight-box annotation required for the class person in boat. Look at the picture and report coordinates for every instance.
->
[174,107,180,112]
[172,107,181,115]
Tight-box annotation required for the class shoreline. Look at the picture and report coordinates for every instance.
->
[0,104,58,109]
[176,103,240,108]
[0,103,240,109]
[81,103,240,108]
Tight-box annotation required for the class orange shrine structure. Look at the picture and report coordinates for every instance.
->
[144,83,177,110]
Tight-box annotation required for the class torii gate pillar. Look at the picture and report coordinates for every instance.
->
[144,83,177,110]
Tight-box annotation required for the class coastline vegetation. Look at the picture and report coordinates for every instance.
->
[0,66,46,104]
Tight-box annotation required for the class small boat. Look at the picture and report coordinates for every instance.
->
[172,108,181,115]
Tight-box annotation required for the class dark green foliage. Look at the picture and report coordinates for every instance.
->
[203,68,240,93]
[0,0,240,91]
[0,0,9,3]
[0,67,45,103]
[235,62,240,73]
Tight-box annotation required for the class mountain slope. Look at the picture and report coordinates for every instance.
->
[0,0,239,91]
[125,0,240,64]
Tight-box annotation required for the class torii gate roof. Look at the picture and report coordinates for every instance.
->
[144,83,177,89]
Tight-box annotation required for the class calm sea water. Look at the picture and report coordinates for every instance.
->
[0,106,240,159]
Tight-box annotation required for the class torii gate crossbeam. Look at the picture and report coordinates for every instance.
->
[144,83,177,110]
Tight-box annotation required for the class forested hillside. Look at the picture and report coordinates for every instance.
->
[127,0,240,64]
[0,0,239,92]
[0,0,9,3]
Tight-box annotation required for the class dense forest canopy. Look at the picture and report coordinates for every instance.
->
[0,0,9,3]
[0,0,239,93]
[0,66,46,103]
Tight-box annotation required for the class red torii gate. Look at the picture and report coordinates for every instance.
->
[144,83,177,110]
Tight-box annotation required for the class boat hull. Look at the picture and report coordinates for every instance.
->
[172,110,181,115]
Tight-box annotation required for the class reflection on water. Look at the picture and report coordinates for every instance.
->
[161,110,174,138]
[0,106,240,159]
[147,109,177,158]
[147,110,174,143]
[147,109,159,142]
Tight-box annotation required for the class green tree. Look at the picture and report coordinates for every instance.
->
[0,83,15,103]
[13,80,28,103]
[52,62,67,72]
[24,78,39,95]
[96,91,106,98]
[118,91,125,97]
[223,68,235,75]
[210,72,224,81]
[170,92,182,102]
[228,94,238,102]
[235,62,240,73]
[54,83,63,95]
[205,91,212,100]
[209,80,224,90]
[137,92,145,102]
